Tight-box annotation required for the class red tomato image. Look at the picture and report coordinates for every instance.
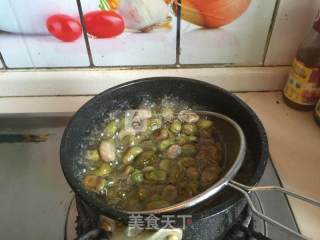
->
[46,14,82,42]
[84,10,125,38]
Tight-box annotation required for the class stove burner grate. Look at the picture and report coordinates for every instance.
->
[224,224,270,240]
[72,194,270,240]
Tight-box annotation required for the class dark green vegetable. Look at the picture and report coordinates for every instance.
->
[197,119,213,129]
[145,169,167,182]
[131,170,144,184]
[140,140,158,152]
[170,119,182,134]
[158,139,175,152]
[182,123,197,135]
[104,120,118,138]
[181,144,197,157]
[134,151,156,169]
[176,134,197,144]
[92,163,112,177]
[117,115,125,129]
[122,146,143,165]
[147,118,162,132]
[120,134,140,147]
[159,159,172,171]
[86,149,100,161]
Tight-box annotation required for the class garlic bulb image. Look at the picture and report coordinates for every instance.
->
[117,0,170,31]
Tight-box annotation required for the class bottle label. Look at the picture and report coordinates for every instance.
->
[284,58,320,105]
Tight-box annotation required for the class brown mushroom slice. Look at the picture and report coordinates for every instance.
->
[99,140,116,162]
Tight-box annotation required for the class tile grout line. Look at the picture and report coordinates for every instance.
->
[175,0,182,66]
[0,64,291,71]
[76,0,94,67]
[0,51,8,70]
[262,0,281,66]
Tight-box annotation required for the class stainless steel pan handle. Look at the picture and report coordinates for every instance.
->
[228,180,320,240]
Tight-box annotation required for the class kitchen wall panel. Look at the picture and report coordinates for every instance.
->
[80,0,177,66]
[0,0,90,68]
[265,0,319,66]
[0,0,318,69]
[179,0,277,65]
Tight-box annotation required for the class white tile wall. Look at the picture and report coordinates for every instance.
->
[87,25,177,66]
[265,0,320,66]
[180,0,277,65]
[0,0,90,68]
[80,1,177,66]
[0,0,319,68]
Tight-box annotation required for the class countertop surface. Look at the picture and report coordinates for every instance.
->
[237,92,320,240]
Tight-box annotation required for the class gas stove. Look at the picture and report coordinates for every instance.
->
[0,118,303,240]
[65,160,302,240]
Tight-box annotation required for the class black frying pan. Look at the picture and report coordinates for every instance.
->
[60,77,268,224]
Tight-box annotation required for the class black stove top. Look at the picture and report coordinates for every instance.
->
[65,160,301,240]
[73,195,270,240]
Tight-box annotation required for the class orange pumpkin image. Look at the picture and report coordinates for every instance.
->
[174,0,251,28]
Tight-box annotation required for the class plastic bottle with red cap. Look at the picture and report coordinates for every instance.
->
[283,15,320,110]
